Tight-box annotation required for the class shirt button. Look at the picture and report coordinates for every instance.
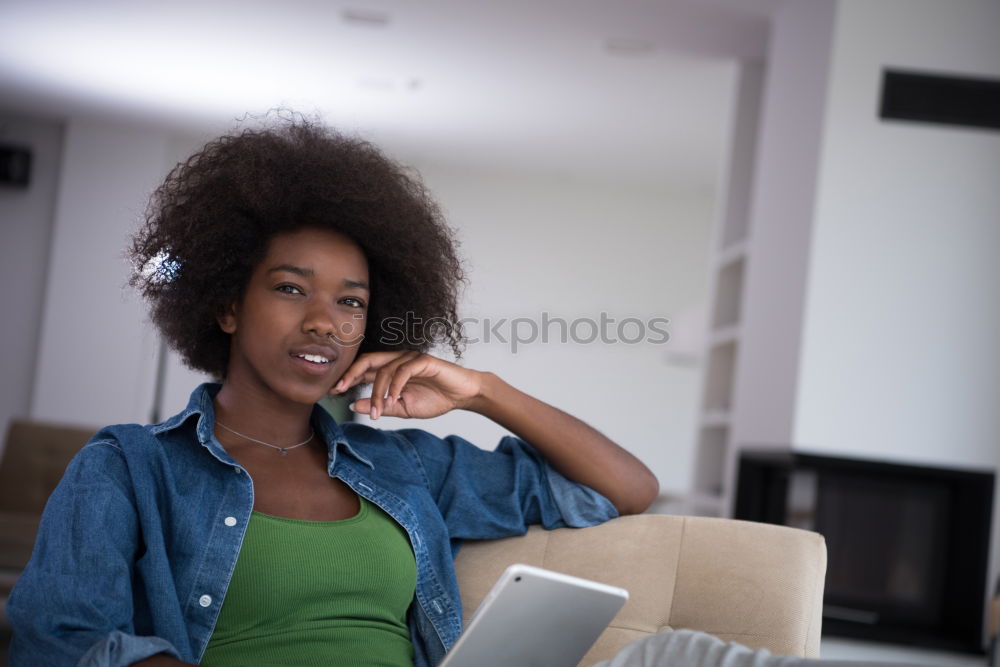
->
[224,517,237,527]
[199,595,212,607]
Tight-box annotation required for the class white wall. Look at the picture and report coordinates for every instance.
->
[29,117,174,428]
[0,112,63,456]
[730,0,838,451]
[797,0,1000,467]
[789,0,1000,644]
[354,163,716,495]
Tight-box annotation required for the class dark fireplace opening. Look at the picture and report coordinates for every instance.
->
[735,450,994,654]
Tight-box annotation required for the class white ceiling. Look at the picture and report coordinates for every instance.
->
[0,0,780,189]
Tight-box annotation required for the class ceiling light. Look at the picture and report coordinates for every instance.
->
[341,8,391,27]
[604,38,656,57]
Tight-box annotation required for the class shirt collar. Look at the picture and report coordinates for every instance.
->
[152,382,374,470]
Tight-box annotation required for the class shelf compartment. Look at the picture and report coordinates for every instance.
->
[711,256,745,329]
[702,341,737,412]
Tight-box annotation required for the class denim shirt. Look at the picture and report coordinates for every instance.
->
[8,384,617,667]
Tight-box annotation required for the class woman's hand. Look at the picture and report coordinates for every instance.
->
[331,350,659,515]
[330,351,485,420]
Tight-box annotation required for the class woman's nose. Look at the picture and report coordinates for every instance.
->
[303,302,337,338]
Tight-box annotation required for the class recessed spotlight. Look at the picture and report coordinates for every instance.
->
[604,37,655,56]
[341,8,391,27]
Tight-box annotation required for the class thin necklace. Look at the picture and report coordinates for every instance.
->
[215,421,314,456]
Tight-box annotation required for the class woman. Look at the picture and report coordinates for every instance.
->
[7,117,658,666]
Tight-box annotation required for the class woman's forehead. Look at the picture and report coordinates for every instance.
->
[258,228,369,281]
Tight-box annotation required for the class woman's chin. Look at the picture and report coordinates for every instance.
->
[267,381,336,408]
[296,387,337,406]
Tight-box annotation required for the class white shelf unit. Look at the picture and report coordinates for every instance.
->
[687,63,763,518]
[689,196,752,517]
[690,251,746,514]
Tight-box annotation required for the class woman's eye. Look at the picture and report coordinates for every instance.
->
[341,297,366,308]
[276,284,304,295]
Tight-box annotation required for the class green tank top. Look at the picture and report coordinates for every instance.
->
[201,496,417,667]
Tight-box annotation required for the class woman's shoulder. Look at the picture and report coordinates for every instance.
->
[47,424,163,498]
[87,417,189,446]
[67,423,148,458]
[58,417,214,505]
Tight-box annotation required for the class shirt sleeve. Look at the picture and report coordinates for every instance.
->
[6,440,182,667]
[394,429,619,541]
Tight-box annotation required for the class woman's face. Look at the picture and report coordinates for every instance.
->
[219,227,369,407]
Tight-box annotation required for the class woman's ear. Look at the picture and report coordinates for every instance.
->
[218,303,238,334]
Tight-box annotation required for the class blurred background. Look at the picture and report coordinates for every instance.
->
[1,0,759,491]
[1,0,999,662]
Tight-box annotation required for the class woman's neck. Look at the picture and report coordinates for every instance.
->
[212,379,315,446]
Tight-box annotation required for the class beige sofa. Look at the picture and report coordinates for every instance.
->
[0,420,97,571]
[455,514,827,666]
[1,420,828,667]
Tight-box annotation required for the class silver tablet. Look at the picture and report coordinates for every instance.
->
[439,563,629,667]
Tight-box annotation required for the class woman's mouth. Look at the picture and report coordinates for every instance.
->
[296,353,330,364]
[291,351,336,375]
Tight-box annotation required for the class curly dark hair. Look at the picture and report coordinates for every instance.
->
[129,115,465,379]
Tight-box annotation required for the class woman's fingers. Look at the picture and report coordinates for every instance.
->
[329,351,417,419]
[376,356,436,417]
[348,397,371,415]
[349,394,412,420]
[368,351,420,418]
[333,350,477,420]
[385,357,425,404]
[330,351,408,394]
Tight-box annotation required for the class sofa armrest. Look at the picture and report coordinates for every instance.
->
[454,514,827,665]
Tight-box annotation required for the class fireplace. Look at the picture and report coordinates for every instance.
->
[734,450,994,654]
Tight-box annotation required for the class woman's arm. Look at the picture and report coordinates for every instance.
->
[464,371,658,515]
[333,351,659,515]
[7,441,187,666]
